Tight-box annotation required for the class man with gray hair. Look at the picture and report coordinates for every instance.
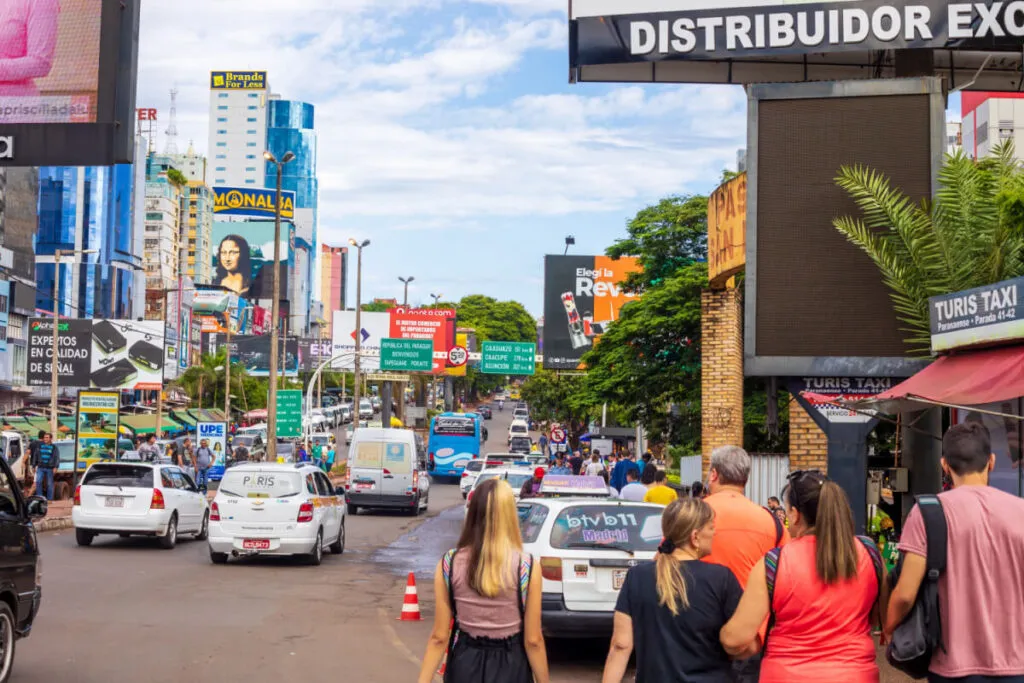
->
[702,445,788,683]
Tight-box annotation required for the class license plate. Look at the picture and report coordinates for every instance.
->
[104,496,125,508]
[454,459,469,469]
[242,539,270,550]
[612,569,627,590]
[356,482,374,490]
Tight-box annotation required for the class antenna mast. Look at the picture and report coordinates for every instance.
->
[164,87,179,155]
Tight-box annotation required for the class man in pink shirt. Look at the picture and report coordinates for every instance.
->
[886,421,1024,683]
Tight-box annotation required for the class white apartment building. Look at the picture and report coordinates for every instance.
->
[208,71,270,188]
[144,180,186,319]
[961,92,1024,161]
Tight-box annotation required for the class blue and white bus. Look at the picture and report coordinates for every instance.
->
[428,412,482,478]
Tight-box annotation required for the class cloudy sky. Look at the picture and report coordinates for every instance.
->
[136,1,749,316]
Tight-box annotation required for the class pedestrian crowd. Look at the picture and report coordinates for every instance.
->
[422,422,1024,683]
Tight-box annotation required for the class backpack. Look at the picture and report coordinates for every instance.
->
[764,507,784,546]
[885,495,947,679]
[764,534,884,652]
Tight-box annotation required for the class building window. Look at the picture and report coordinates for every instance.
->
[216,154,226,159]
[0,293,7,313]
[245,166,256,171]
[246,142,257,147]
[245,179,256,185]
[217,105,228,110]
[218,93,229,99]
[145,212,162,221]
[247,118,257,122]
[247,130,257,134]
[246,154,256,159]
[249,93,259,98]
[215,179,225,184]
[248,106,257,110]
[217,129,227,134]
[215,166,226,171]
[217,117,227,122]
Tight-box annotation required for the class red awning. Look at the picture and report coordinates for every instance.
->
[849,344,1024,414]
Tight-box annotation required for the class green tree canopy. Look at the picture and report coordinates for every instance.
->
[360,301,393,312]
[455,295,536,344]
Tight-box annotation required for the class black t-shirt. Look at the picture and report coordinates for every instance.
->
[615,560,742,683]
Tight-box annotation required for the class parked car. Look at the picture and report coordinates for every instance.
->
[509,436,533,455]
[358,399,374,421]
[72,462,210,549]
[230,434,265,462]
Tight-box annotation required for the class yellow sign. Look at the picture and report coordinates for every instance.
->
[446,333,469,377]
[707,173,747,289]
[212,187,295,220]
[210,71,267,90]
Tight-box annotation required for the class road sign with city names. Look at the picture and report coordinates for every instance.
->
[380,338,434,372]
[275,390,303,438]
[481,341,537,375]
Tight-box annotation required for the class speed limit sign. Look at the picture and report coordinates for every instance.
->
[447,345,468,367]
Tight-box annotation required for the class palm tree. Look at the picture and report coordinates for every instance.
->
[174,352,222,408]
[832,143,1024,356]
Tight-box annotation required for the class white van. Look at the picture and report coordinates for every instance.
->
[507,419,529,444]
[346,428,429,516]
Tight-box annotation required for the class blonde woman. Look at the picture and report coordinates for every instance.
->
[418,478,549,683]
[602,498,742,683]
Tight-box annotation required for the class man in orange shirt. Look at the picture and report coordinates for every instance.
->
[703,445,789,682]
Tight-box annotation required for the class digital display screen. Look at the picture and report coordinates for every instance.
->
[432,417,476,437]
[0,0,101,124]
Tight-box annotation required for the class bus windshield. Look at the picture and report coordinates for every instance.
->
[428,413,481,478]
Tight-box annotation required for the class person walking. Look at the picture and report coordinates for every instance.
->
[312,440,324,469]
[538,433,548,456]
[610,452,640,492]
[568,450,584,476]
[325,443,336,473]
[720,470,886,683]
[194,439,214,494]
[644,470,679,506]
[584,453,604,477]
[886,421,1024,683]
[703,445,790,682]
[602,498,742,683]
[620,469,648,502]
[32,433,58,501]
[418,478,549,683]
[179,438,196,480]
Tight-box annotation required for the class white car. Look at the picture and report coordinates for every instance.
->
[517,496,664,637]
[207,463,346,565]
[465,467,536,514]
[508,420,530,443]
[72,462,210,549]
[345,420,369,445]
[460,460,486,498]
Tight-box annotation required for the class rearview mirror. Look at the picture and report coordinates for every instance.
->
[26,496,47,520]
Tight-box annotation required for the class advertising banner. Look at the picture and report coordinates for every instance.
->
[789,377,892,424]
[331,311,390,371]
[191,289,231,314]
[228,335,299,377]
[708,173,746,288]
[571,0,1024,66]
[929,276,1024,353]
[212,187,295,220]
[75,390,119,470]
[542,255,642,369]
[197,421,228,479]
[299,339,333,371]
[29,319,166,390]
[209,71,267,90]
[211,220,292,301]
[0,280,8,353]
[388,307,457,375]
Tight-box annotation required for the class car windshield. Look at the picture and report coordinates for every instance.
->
[219,470,302,498]
[550,504,664,552]
[476,472,533,490]
[465,460,485,473]
[82,464,154,488]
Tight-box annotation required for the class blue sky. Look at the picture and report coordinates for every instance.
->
[137,1,957,317]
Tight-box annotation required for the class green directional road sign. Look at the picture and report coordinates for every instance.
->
[275,389,303,438]
[481,341,537,375]
[380,338,434,372]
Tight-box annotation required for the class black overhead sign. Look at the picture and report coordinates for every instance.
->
[571,0,1024,65]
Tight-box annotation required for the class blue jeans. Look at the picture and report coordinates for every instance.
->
[35,468,54,501]
[195,467,210,493]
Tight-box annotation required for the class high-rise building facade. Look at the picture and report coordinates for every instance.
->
[961,92,1024,160]
[208,71,269,188]
[186,181,214,284]
[143,157,188,320]
[0,168,38,410]
[320,244,347,329]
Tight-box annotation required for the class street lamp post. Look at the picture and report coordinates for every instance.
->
[349,239,370,431]
[398,276,414,307]
[51,248,96,438]
[263,150,295,462]
[428,293,442,410]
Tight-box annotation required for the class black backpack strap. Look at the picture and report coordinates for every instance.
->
[766,507,784,546]
[856,535,885,628]
[917,494,948,652]
[763,546,783,653]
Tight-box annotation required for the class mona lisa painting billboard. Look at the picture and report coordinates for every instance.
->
[211,220,292,302]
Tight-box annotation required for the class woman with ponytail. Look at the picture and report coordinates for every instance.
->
[721,471,888,682]
[602,498,743,683]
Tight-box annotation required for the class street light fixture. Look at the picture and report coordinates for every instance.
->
[429,293,442,307]
[51,248,97,439]
[564,235,575,255]
[348,239,371,430]
[264,149,296,462]
[398,276,414,307]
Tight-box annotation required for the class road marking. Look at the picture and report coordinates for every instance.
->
[377,606,439,681]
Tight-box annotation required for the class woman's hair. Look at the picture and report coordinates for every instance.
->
[214,235,253,290]
[591,454,598,463]
[690,481,704,498]
[455,478,523,598]
[656,498,714,616]
[641,465,657,485]
[784,472,858,584]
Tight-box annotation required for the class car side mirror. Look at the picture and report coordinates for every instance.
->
[334,485,346,496]
[26,496,47,520]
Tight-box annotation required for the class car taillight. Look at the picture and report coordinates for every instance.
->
[540,557,563,582]
[297,502,314,523]
[150,489,165,510]
[461,471,469,478]
[210,502,220,521]
[73,485,81,506]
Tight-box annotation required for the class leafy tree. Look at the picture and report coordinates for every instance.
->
[451,295,536,401]
[520,370,592,443]
[166,168,188,188]
[833,144,1024,355]
[360,301,393,312]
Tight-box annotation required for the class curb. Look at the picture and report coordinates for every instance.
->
[37,517,74,533]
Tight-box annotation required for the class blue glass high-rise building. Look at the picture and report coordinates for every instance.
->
[265,99,317,334]
[35,163,145,319]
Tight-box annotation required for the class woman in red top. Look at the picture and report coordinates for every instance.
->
[720,470,888,683]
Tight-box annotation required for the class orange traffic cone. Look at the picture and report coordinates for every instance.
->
[399,572,422,621]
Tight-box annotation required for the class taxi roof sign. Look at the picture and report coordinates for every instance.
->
[539,474,610,497]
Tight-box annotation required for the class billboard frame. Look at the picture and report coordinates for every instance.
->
[743,77,940,378]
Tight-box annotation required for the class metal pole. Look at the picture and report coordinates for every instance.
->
[50,250,61,439]
[225,301,232,418]
[353,246,363,429]
[267,162,282,462]
[403,282,408,307]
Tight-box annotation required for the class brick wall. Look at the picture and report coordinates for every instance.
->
[700,288,744,475]
[788,397,828,472]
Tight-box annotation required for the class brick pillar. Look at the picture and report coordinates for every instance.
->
[788,397,828,473]
[701,288,744,476]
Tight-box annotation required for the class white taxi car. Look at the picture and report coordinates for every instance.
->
[516,477,664,638]
[465,467,537,517]
[72,462,209,549]
[207,463,346,566]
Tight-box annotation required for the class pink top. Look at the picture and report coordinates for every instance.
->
[760,536,879,683]
[450,549,523,639]
[900,485,1024,678]
[0,0,59,93]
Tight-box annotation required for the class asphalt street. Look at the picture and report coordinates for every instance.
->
[16,403,610,683]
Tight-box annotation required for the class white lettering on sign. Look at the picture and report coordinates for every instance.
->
[0,136,13,159]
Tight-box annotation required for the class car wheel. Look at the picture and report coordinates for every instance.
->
[75,528,94,547]
[209,550,228,565]
[462,491,467,499]
[158,514,178,549]
[347,503,358,515]
[0,600,16,683]
[329,521,345,554]
[306,529,323,566]
[195,512,209,541]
